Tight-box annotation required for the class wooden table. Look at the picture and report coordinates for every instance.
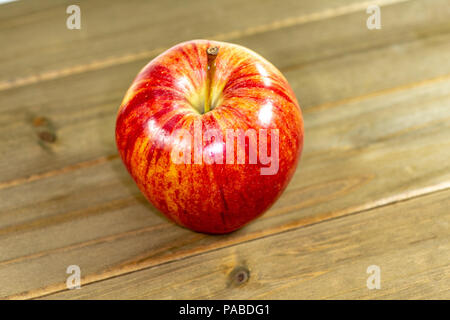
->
[0,0,449,299]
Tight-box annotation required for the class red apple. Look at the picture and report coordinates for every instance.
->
[116,40,303,234]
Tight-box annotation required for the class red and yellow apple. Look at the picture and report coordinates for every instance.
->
[116,40,303,234]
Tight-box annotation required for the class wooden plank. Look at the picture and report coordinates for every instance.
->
[1,0,450,183]
[1,71,450,299]
[40,188,450,299]
[0,0,385,88]
[1,0,450,299]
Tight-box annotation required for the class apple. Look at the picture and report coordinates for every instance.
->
[116,40,304,234]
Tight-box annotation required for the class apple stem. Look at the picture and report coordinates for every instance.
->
[204,46,219,114]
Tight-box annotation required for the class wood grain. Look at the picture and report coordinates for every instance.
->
[0,0,411,90]
[1,0,449,182]
[0,0,449,299]
[41,188,450,299]
[2,72,449,299]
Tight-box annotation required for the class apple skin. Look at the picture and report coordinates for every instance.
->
[116,40,303,234]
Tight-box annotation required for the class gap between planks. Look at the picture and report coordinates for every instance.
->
[8,182,449,300]
[0,0,410,92]
[5,182,450,300]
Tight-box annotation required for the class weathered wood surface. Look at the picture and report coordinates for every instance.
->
[0,0,413,90]
[43,188,450,299]
[0,0,449,299]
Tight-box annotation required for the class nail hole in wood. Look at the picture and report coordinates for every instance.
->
[38,130,56,143]
[230,266,250,286]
